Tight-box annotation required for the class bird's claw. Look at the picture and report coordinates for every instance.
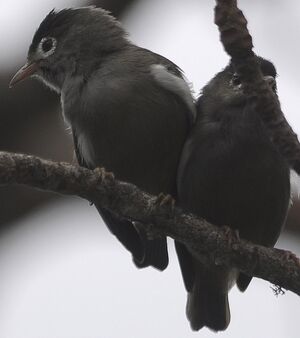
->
[155,193,175,208]
[154,193,176,217]
[221,225,240,248]
[281,249,300,264]
[94,167,115,184]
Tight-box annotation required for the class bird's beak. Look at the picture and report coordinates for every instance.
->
[9,62,39,88]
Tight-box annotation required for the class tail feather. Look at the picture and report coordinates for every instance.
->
[98,207,168,270]
[236,273,252,292]
[133,224,168,270]
[186,263,231,332]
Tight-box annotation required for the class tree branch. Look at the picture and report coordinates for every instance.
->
[215,0,300,173]
[1,151,300,295]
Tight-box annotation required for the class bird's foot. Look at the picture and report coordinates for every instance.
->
[219,226,241,255]
[94,167,115,184]
[154,193,176,217]
[279,249,300,264]
[222,225,240,242]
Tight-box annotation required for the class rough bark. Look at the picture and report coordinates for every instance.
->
[215,0,300,173]
[1,151,300,296]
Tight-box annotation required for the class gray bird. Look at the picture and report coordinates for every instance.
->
[10,7,195,270]
[176,57,290,331]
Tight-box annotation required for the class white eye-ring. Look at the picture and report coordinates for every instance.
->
[38,37,57,58]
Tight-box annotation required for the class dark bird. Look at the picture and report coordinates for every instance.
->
[176,57,290,331]
[10,7,195,270]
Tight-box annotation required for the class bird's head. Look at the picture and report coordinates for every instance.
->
[198,56,278,112]
[9,7,128,92]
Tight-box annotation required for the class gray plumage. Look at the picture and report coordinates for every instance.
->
[11,7,193,270]
[176,57,290,331]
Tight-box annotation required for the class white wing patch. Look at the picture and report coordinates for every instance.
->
[150,64,196,123]
[77,133,95,168]
[290,169,300,204]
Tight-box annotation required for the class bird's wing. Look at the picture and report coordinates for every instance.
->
[68,49,194,272]
[72,129,169,271]
[150,63,196,126]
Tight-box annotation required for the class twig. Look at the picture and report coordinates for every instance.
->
[215,0,300,173]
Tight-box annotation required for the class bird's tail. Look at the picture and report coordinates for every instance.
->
[186,263,231,332]
[97,206,168,270]
[133,223,168,270]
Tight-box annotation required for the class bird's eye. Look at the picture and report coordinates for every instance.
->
[42,38,53,52]
[39,37,57,57]
[231,73,241,87]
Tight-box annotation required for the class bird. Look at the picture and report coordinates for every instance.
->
[10,7,195,271]
[176,56,291,331]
